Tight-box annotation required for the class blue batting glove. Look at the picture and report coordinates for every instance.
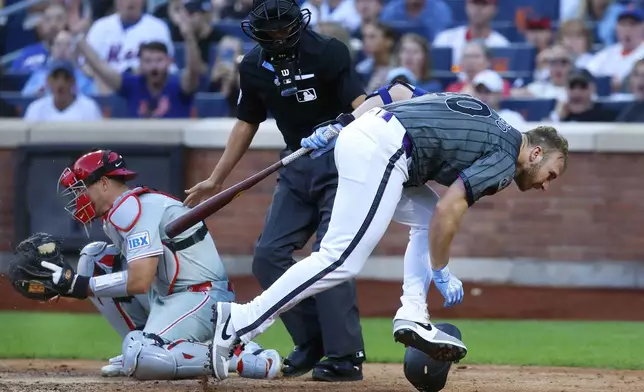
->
[301,121,343,159]
[432,266,464,308]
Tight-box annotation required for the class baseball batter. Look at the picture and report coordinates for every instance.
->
[40,149,280,380]
[208,86,569,380]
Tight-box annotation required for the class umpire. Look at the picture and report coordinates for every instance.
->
[184,0,367,382]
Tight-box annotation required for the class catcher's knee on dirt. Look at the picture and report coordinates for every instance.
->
[121,331,211,380]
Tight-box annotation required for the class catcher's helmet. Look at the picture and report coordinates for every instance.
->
[241,0,311,53]
[58,150,137,229]
[403,323,462,392]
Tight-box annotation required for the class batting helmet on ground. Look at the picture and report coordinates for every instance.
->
[403,323,462,392]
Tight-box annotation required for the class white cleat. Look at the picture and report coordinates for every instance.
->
[100,355,126,377]
[393,319,468,363]
[209,302,239,380]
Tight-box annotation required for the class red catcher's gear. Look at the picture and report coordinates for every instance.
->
[58,150,137,234]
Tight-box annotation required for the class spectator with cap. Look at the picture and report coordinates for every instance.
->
[166,0,224,73]
[395,33,442,92]
[471,69,527,130]
[433,0,509,66]
[557,19,595,69]
[23,60,103,122]
[586,4,644,92]
[446,40,511,96]
[10,3,67,72]
[380,0,453,42]
[522,16,554,53]
[514,44,573,102]
[355,21,397,92]
[76,10,201,118]
[616,58,644,121]
[22,30,97,97]
[351,0,382,38]
[550,68,618,122]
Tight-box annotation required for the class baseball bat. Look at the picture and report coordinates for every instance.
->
[164,126,340,239]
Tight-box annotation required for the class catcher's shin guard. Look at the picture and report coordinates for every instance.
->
[121,331,211,380]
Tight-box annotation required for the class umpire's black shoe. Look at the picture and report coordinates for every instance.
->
[281,340,324,377]
[311,353,365,382]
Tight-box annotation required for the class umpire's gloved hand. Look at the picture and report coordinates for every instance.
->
[431,266,464,308]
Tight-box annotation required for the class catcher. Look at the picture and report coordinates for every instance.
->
[8,149,281,380]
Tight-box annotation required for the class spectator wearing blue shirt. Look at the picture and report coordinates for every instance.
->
[10,3,67,72]
[380,0,453,42]
[75,13,201,118]
[22,30,97,97]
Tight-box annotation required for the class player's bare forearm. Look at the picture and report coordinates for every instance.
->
[124,256,159,294]
[180,33,202,93]
[351,84,415,119]
[76,38,122,91]
[350,94,366,109]
[429,179,469,270]
[209,120,260,185]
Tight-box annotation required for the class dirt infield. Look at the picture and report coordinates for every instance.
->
[1,360,643,392]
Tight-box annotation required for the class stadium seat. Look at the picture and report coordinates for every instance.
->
[445,0,467,24]
[593,76,611,97]
[490,45,537,73]
[195,93,230,117]
[0,93,35,115]
[595,98,627,116]
[430,47,453,72]
[92,95,130,118]
[0,72,30,92]
[493,23,526,43]
[500,98,556,121]
[446,0,560,24]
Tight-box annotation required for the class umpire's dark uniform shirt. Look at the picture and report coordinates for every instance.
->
[235,29,366,360]
[237,30,363,149]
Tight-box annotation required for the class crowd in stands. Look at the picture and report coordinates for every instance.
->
[1,0,644,127]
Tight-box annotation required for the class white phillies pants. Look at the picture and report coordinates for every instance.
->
[231,107,438,342]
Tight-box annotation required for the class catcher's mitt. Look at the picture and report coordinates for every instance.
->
[8,232,65,301]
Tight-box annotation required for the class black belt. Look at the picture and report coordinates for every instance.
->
[164,222,209,253]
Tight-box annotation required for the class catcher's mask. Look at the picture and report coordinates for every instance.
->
[58,149,137,234]
[242,0,311,96]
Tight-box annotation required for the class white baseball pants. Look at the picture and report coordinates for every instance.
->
[231,108,438,342]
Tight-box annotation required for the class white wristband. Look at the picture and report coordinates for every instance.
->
[90,271,129,298]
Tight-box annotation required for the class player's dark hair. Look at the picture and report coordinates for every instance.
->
[138,41,169,57]
[525,126,569,170]
[107,176,128,185]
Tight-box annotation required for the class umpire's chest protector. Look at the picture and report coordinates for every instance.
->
[243,32,352,135]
